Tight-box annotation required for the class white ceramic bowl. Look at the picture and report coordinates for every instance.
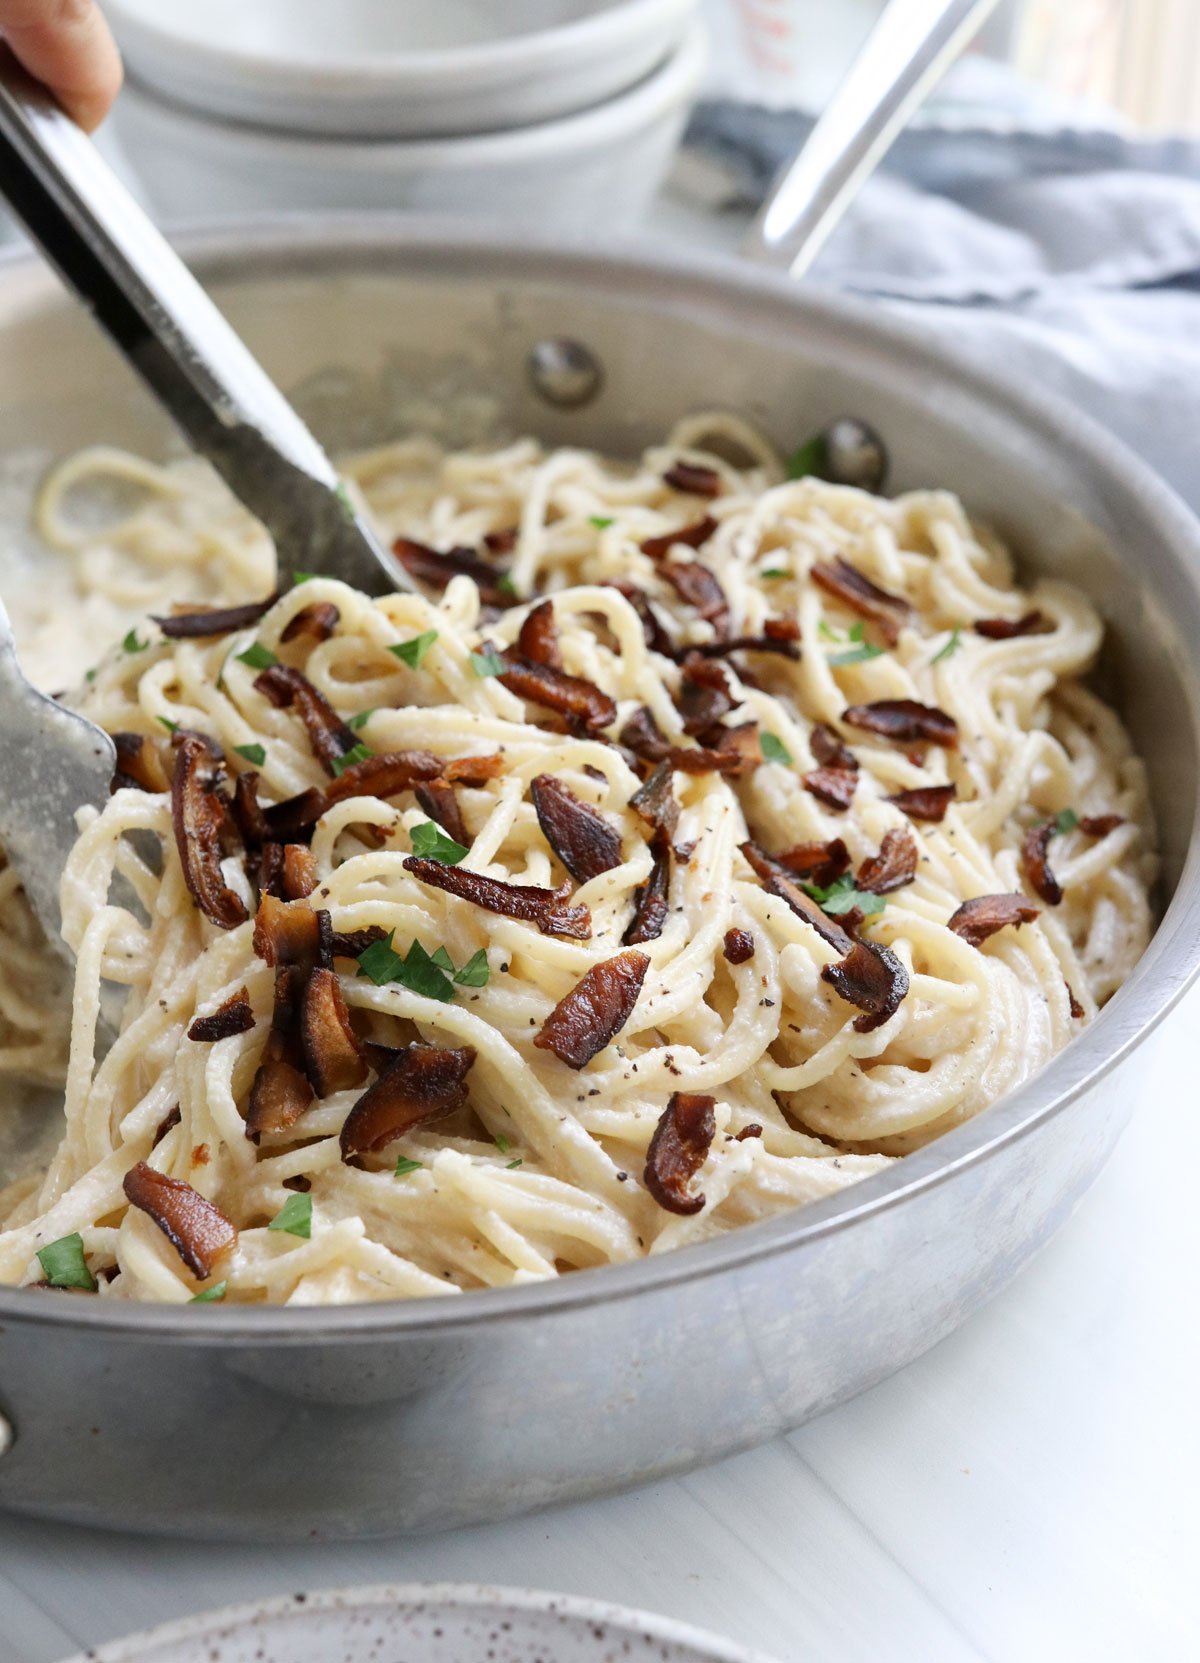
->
[61,1584,777,1663]
[105,0,699,138]
[111,22,706,229]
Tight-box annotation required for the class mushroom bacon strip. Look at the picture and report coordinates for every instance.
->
[856,828,918,894]
[443,753,506,786]
[171,735,249,929]
[843,699,959,749]
[803,767,857,813]
[497,649,617,733]
[812,556,911,647]
[675,655,735,735]
[121,1161,237,1279]
[1080,814,1125,837]
[340,1043,476,1159]
[886,784,956,823]
[531,774,623,881]
[393,535,515,609]
[516,600,563,669]
[644,1092,716,1216]
[812,722,859,773]
[534,949,650,1069]
[252,894,325,970]
[620,705,671,764]
[662,560,731,641]
[1022,823,1063,906]
[692,628,801,662]
[112,731,171,793]
[264,749,442,839]
[281,843,319,900]
[628,762,680,841]
[639,515,717,562]
[948,892,1040,947]
[821,939,909,1033]
[280,602,340,644]
[254,664,359,773]
[740,841,854,954]
[187,987,255,1043]
[153,595,277,638]
[663,461,722,497]
[974,611,1047,639]
[623,831,671,946]
[415,778,469,848]
[403,857,592,940]
[603,580,677,658]
[246,964,315,1139]
[777,838,850,889]
[301,967,368,1098]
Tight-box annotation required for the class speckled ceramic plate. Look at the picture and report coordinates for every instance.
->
[60,1584,779,1663]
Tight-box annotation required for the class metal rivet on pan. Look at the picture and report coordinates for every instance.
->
[526,338,603,409]
[0,1411,13,1459]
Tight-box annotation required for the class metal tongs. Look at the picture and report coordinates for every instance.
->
[0,0,997,953]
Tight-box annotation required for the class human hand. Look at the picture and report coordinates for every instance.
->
[1,0,121,131]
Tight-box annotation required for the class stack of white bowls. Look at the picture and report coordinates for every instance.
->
[106,0,706,228]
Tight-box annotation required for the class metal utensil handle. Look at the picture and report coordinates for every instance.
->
[744,0,1001,277]
[0,51,403,595]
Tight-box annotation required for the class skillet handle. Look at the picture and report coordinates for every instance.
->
[743,0,1002,278]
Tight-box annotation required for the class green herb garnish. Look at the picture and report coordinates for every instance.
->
[829,642,885,667]
[234,743,266,767]
[803,873,886,917]
[357,930,486,1002]
[235,642,278,671]
[291,571,317,585]
[785,431,829,481]
[330,743,373,777]
[818,619,840,641]
[506,1159,523,1170]
[409,821,469,864]
[268,1193,312,1239]
[452,947,489,988]
[759,733,793,766]
[36,1232,96,1291]
[389,629,439,669]
[932,627,962,664]
[495,1134,511,1155]
[760,566,789,580]
[395,939,458,1003]
[394,1157,423,1178]
[588,515,614,530]
[357,931,405,986]
[347,709,376,732]
[496,573,517,598]
[191,1280,227,1303]
[157,715,179,734]
[470,649,506,679]
[122,628,148,654]
[1053,808,1079,835]
[84,668,97,684]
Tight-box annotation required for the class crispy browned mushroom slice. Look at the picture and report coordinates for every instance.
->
[1022,823,1063,906]
[153,596,276,638]
[663,461,722,497]
[112,731,173,794]
[886,784,956,822]
[948,893,1041,947]
[122,1160,237,1278]
[692,628,801,662]
[263,749,443,839]
[620,705,671,763]
[245,964,315,1139]
[278,843,317,900]
[821,939,909,1032]
[1079,813,1125,837]
[640,515,717,562]
[1066,981,1085,1019]
[644,1092,716,1215]
[280,602,340,644]
[187,987,255,1043]
[171,734,249,929]
[415,778,469,848]
[443,752,506,786]
[301,967,368,1097]
[516,599,563,669]
[393,536,515,609]
[624,831,672,945]
[740,840,855,954]
[662,560,731,641]
[812,556,911,646]
[628,762,680,841]
[340,1043,476,1159]
[777,838,851,889]
[842,700,959,748]
[856,828,918,894]
[534,949,650,1069]
[254,664,359,773]
[531,774,622,882]
[722,928,755,964]
[675,654,735,735]
[328,925,390,959]
[403,856,592,939]
[974,611,1046,639]
[811,722,859,773]
[497,651,617,732]
[603,579,678,657]
[252,894,324,967]
[802,767,857,812]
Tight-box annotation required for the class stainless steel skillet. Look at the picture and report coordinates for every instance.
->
[0,218,1197,1539]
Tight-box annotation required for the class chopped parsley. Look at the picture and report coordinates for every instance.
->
[470,649,506,679]
[829,641,884,667]
[157,715,179,734]
[818,619,840,641]
[803,873,886,917]
[394,1157,423,1178]
[506,1158,523,1170]
[409,820,469,864]
[268,1193,312,1238]
[347,709,376,731]
[291,571,316,585]
[496,573,518,598]
[588,515,614,530]
[494,1134,511,1155]
[235,642,278,670]
[36,1232,96,1291]
[760,566,789,580]
[389,629,438,669]
[233,743,266,766]
[759,732,793,766]
[122,628,148,654]
[1053,808,1079,835]
[191,1280,227,1303]
[84,667,97,684]
[357,930,489,1002]
[932,627,962,663]
[330,743,373,777]
[785,431,829,481]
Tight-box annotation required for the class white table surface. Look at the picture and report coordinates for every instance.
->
[3,193,1199,1661]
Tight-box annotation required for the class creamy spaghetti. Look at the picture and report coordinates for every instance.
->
[0,420,1155,1304]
